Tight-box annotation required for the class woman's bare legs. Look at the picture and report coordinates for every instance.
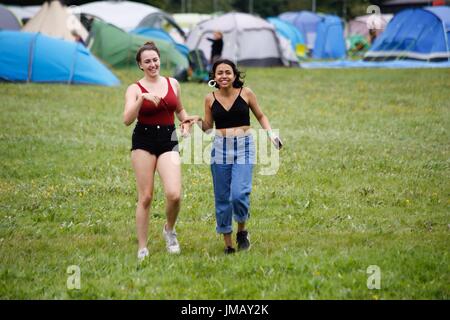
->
[131,149,157,250]
[156,151,182,231]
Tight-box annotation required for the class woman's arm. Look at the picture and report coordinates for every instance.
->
[199,93,214,132]
[170,78,202,136]
[123,84,143,126]
[246,87,272,131]
[180,93,214,133]
[246,87,283,149]
[172,78,189,122]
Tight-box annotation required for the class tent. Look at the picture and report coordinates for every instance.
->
[364,6,450,61]
[313,15,346,59]
[185,12,298,67]
[131,27,190,57]
[347,14,393,37]
[279,11,321,50]
[0,31,120,86]
[89,19,189,72]
[279,11,346,59]
[78,0,185,42]
[267,17,306,58]
[0,5,21,30]
[379,0,438,14]
[172,13,213,34]
[5,5,40,24]
[22,0,88,42]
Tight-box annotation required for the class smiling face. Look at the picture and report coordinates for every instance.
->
[214,63,236,89]
[139,49,160,77]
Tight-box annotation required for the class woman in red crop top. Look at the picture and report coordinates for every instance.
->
[123,42,198,260]
[183,59,282,254]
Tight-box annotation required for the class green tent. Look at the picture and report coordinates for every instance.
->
[89,19,188,72]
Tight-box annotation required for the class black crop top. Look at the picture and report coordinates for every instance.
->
[211,88,250,129]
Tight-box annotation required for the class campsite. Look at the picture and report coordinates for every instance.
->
[0,0,449,301]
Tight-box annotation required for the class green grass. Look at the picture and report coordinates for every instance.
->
[0,67,449,299]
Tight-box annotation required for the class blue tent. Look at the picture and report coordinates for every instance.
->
[313,15,346,59]
[365,6,450,61]
[0,31,120,86]
[267,17,305,57]
[131,27,190,57]
[279,11,321,50]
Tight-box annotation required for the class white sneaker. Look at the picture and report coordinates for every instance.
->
[163,225,181,254]
[137,247,149,261]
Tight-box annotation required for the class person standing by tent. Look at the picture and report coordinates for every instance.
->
[182,59,282,254]
[368,28,378,45]
[207,31,223,66]
[123,41,197,261]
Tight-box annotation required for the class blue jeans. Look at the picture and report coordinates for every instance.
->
[210,134,255,234]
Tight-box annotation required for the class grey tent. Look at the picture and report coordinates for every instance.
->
[0,5,21,30]
[5,5,40,24]
[186,12,298,67]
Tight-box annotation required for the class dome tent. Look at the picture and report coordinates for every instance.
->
[267,17,306,58]
[279,11,321,50]
[364,6,450,61]
[89,19,188,72]
[0,31,119,86]
[131,27,190,57]
[78,1,185,42]
[313,15,346,59]
[0,5,21,30]
[5,5,40,24]
[22,0,88,42]
[186,12,298,67]
[347,14,393,37]
[280,11,346,59]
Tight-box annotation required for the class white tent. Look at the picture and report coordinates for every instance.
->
[186,12,298,67]
[78,0,160,31]
[347,14,393,37]
[78,1,185,42]
[22,1,88,42]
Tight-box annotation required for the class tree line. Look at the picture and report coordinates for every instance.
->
[4,0,376,19]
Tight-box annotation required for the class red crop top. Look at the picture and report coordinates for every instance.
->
[136,77,178,125]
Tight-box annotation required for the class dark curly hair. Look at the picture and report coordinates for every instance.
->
[209,59,245,88]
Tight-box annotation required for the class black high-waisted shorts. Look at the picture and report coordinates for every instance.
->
[131,122,179,157]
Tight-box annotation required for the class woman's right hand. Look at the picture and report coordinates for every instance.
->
[141,93,161,106]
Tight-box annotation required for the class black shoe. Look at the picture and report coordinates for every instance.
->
[236,230,250,251]
[224,246,236,254]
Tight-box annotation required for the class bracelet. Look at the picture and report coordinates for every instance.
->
[266,130,274,138]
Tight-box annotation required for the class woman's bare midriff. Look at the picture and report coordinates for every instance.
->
[215,126,251,137]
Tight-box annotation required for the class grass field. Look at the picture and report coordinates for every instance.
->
[0,67,449,299]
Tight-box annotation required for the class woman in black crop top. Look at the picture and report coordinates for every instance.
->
[183,59,282,254]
